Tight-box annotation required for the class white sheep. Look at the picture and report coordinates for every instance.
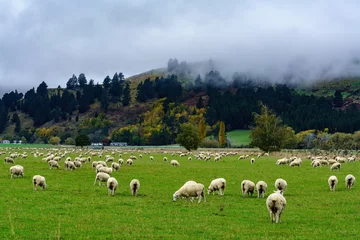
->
[126,159,133,165]
[163,156,168,162]
[250,158,255,164]
[255,181,268,198]
[289,158,302,167]
[328,175,338,191]
[170,160,180,167]
[107,177,118,196]
[97,166,113,175]
[48,160,60,169]
[118,159,124,165]
[188,156,192,161]
[266,190,286,223]
[241,180,255,197]
[92,161,98,169]
[74,160,82,168]
[330,163,341,171]
[10,165,24,178]
[65,161,77,170]
[173,181,206,203]
[130,179,141,196]
[94,172,110,186]
[111,162,120,171]
[33,175,46,190]
[150,156,154,161]
[311,160,321,168]
[345,174,356,190]
[4,157,14,164]
[207,178,226,196]
[274,178,287,195]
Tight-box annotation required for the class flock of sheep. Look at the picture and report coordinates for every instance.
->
[3,148,358,224]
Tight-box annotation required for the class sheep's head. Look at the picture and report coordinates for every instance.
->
[207,187,213,195]
[273,190,283,195]
[173,192,179,202]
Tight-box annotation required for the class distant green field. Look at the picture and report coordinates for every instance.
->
[0,144,56,149]
[1,149,359,239]
[226,130,251,146]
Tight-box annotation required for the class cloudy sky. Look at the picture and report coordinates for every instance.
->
[1,0,360,94]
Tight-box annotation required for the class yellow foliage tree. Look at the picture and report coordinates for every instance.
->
[218,121,226,147]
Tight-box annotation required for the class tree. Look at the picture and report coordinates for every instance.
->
[101,89,109,112]
[78,73,87,88]
[198,118,206,140]
[250,103,294,152]
[196,96,204,109]
[49,136,61,145]
[218,121,226,147]
[333,90,343,108]
[66,74,78,89]
[75,134,91,147]
[64,137,75,145]
[122,82,131,106]
[14,116,21,133]
[103,76,111,89]
[176,123,201,151]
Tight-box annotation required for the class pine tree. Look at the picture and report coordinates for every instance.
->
[218,121,226,147]
[122,82,131,106]
[196,96,204,109]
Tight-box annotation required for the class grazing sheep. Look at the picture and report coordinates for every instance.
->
[266,190,286,223]
[74,160,82,168]
[163,157,168,162]
[256,181,268,198]
[188,157,192,161]
[345,174,356,190]
[97,161,107,167]
[118,159,124,166]
[241,180,255,197]
[107,177,118,196]
[65,161,77,170]
[173,181,206,203]
[150,156,154,161]
[94,172,110,186]
[312,160,321,168]
[328,176,338,191]
[106,157,114,163]
[276,158,289,166]
[250,158,255,164]
[207,178,226,196]
[111,162,120,171]
[126,159,133,166]
[330,163,341,171]
[33,175,46,190]
[10,165,24,178]
[289,158,302,167]
[48,160,60,169]
[4,157,14,164]
[275,179,287,195]
[170,159,180,167]
[130,179,141,196]
[238,155,246,160]
[97,166,113,175]
[92,161,99,169]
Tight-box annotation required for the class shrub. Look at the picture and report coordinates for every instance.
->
[49,136,61,145]
[200,139,220,148]
[64,137,75,145]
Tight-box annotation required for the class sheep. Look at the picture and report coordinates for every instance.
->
[48,160,60,169]
[330,162,341,171]
[289,158,302,167]
[241,180,255,197]
[150,156,154,161]
[92,161,98,169]
[170,159,180,167]
[118,159,124,165]
[97,161,107,167]
[74,160,82,168]
[266,190,287,223]
[4,157,14,164]
[173,181,206,203]
[276,158,288,166]
[33,175,46,190]
[107,177,118,196]
[328,175,338,191]
[97,166,113,175]
[345,174,356,190]
[111,162,120,171]
[65,161,77,171]
[256,181,268,198]
[250,158,255,164]
[312,160,321,168]
[163,156,168,162]
[126,159,133,165]
[274,178,287,195]
[188,156,192,161]
[94,172,110,186]
[207,178,226,196]
[106,157,114,163]
[238,155,246,160]
[130,179,141,196]
[10,165,24,178]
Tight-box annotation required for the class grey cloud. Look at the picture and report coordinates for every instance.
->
[1,0,360,94]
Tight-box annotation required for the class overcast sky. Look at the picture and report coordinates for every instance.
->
[1,0,360,94]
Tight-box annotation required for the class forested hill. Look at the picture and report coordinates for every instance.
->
[1,58,360,146]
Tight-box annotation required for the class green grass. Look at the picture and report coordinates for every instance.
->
[0,144,55,148]
[227,130,251,146]
[1,148,360,239]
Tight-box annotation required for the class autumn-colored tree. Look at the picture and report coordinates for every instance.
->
[198,118,206,140]
[218,121,226,147]
[49,136,61,145]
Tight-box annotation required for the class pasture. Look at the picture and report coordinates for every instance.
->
[226,130,251,146]
[1,148,360,239]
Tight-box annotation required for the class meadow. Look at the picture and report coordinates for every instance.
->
[1,147,360,239]
[226,130,251,146]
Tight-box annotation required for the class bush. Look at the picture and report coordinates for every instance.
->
[64,137,75,145]
[49,136,61,145]
[200,139,220,148]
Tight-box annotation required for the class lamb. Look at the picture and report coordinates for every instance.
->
[275,178,287,195]
[173,180,206,203]
[241,180,255,197]
[170,159,180,167]
[345,174,356,190]
[207,178,226,196]
[10,165,24,178]
[97,166,113,175]
[33,175,46,190]
[250,158,255,164]
[94,172,110,186]
[4,157,14,164]
[255,181,268,198]
[126,159,133,165]
[266,190,287,223]
[330,163,341,171]
[111,162,120,171]
[130,179,141,196]
[48,160,60,169]
[107,177,118,196]
[328,175,338,191]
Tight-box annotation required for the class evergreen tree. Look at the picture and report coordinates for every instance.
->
[196,96,204,109]
[66,74,78,89]
[194,74,203,92]
[78,73,87,88]
[333,90,343,108]
[36,81,48,97]
[11,113,19,123]
[0,99,9,133]
[110,73,122,102]
[218,121,226,147]
[122,82,131,106]
[103,76,111,89]
[75,134,91,147]
[101,89,109,112]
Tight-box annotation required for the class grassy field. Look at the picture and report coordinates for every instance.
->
[1,148,359,239]
[227,130,251,146]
